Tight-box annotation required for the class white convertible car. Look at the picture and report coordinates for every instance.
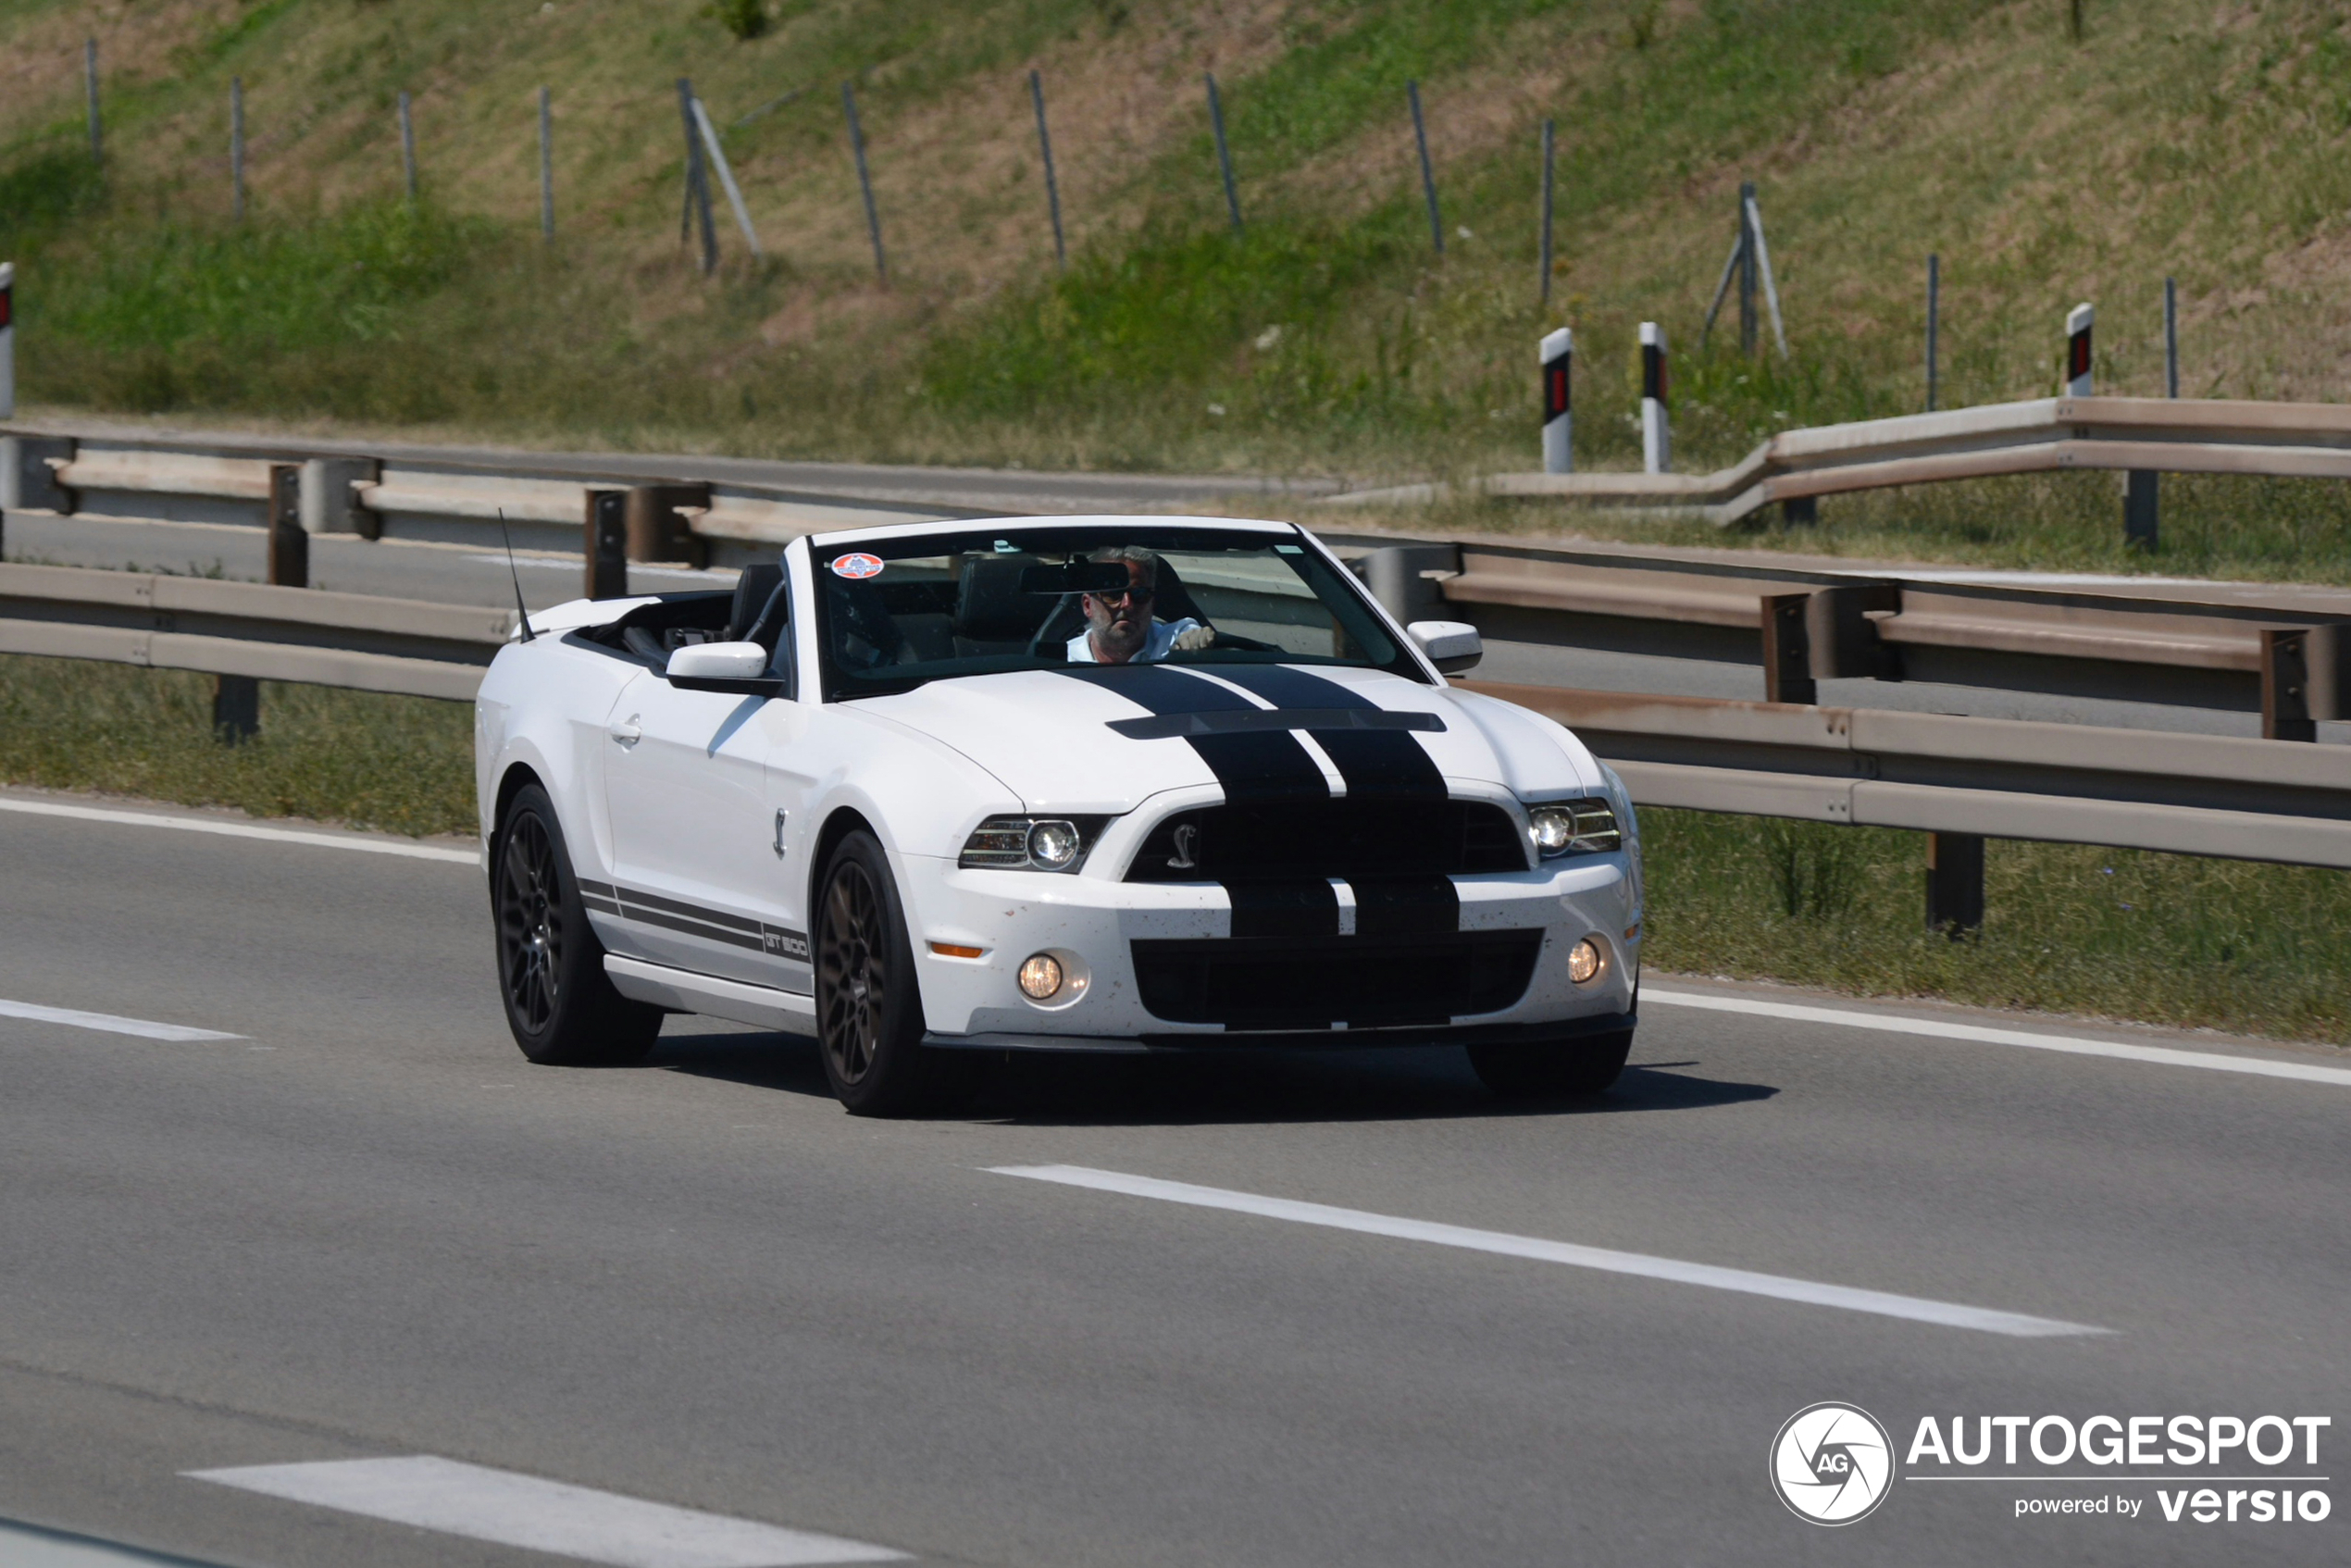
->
[475,516,1642,1114]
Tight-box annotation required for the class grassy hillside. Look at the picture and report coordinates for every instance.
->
[6,1,2351,563]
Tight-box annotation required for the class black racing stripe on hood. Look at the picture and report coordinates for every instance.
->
[1057,664,1328,804]
[1203,665,1447,802]
[1225,878,1341,940]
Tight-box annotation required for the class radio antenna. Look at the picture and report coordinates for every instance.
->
[497,507,535,642]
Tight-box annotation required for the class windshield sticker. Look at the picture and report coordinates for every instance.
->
[830,553,885,580]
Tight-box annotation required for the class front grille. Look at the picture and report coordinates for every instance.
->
[1126,799,1527,883]
[1131,931,1544,1029]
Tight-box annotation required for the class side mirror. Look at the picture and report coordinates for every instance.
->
[665,641,783,694]
[1407,619,1483,675]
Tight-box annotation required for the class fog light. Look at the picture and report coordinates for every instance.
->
[1568,938,1602,985]
[1018,952,1064,1000]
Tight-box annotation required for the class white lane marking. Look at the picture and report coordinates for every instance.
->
[0,998,242,1042]
[1642,987,2351,1089]
[991,1164,2103,1338]
[0,797,477,865]
[185,1456,907,1568]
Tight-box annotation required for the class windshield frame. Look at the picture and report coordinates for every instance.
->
[804,520,1429,702]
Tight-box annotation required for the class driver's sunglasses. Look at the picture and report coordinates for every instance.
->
[1092,585,1153,606]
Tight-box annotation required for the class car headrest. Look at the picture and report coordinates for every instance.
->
[953,554,1045,641]
[729,563,784,642]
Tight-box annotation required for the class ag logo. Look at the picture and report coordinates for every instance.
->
[1770,1402,1895,1525]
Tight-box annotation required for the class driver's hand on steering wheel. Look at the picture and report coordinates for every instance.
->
[1173,626,1215,652]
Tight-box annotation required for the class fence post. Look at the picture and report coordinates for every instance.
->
[230,78,245,221]
[2064,302,2093,395]
[1737,181,1757,356]
[1540,327,1572,474]
[585,489,629,600]
[266,464,306,588]
[0,262,15,423]
[1537,118,1554,304]
[398,91,417,204]
[1925,253,1939,412]
[1206,72,1242,232]
[1030,70,1066,272]
[85,39,102,168]
[2163,276,2179,398]
[1409,80,1442,255]
[539,87,554,241]
[842,82,886,282]
[1924,832,1985,937]
[1640,321,1670,474]
[678,79,718,275]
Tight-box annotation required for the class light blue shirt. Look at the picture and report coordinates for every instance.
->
[1067,616,1204,665]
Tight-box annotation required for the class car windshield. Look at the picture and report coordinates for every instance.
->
[811,524,1417,698]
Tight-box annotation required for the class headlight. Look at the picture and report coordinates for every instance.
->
[958,815,1103,872]
[1525,799,1622,859]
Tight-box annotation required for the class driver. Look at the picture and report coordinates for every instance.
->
[1067,547,1214,665]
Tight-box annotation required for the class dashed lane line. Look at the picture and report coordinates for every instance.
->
[186,1456,908,1568]
[990,1164,2105,1338]
[0,998,242,1042]
[1642,987,2351,1089]
[0,797,477,865]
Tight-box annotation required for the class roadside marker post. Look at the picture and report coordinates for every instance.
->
[1540,328,1572,474]
[2164,276,2180,397]
[1409,80,1442,255]
[1206,73,1242,233]
[1639,321,1670,474]
[2065,302,2093,396]
[1925,253,1940,412]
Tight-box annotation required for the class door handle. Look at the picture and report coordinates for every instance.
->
[609,717,642,746]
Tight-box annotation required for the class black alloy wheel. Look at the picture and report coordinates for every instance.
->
[492,784,662,1065]
[815,829,968,1116]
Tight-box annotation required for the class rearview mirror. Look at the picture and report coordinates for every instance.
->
[1407,619,1483,675]
[665,641,783,694]
[1020,561,1133,594]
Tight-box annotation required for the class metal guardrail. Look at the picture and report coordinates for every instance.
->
[1330,395,2351,528]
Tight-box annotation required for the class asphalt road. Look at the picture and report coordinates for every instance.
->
[0,791,2344,1567]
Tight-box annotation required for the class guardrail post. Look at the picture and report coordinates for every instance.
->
[1804,585,1897,679]
[2262,628,2317,742]
[1925,832,1984,938]
[300,458,379,540]
[213,676,260,743]
[2124,468,2158,551]
[1760,592,1814,703]
[1540,328,1572,474]
[1361,543,1460,625]
[2310,626,2346,728]
[1,436,74,514]
[1780,494,1817,527]
[266,464,306,588]
[585,489,629,599]
[625,484,711,570]
[1640,322,1670,474]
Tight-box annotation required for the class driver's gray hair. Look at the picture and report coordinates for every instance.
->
[1088,545,1161,591]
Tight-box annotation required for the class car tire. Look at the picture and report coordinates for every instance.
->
[1467,1028,1634,1100]
[493,784,664,1066]
[815,829,967,1116]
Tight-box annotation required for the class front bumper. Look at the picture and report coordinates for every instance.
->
[897,850,1641,1048]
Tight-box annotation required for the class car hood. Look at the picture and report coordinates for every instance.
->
[849,664,1606,814]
